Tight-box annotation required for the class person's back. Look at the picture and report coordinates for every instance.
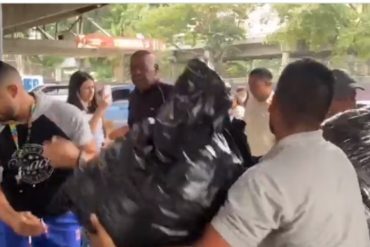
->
[255,131,368,247]
[197,59,369,247]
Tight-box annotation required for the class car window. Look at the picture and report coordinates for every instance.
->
[42,86,68,96]
[112,89,131,101]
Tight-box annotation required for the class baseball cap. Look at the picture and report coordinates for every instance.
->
[332,69,364,99]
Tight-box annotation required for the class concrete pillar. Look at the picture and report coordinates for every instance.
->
[113,54,125,83]
[251,59,257,69]
[55,67,62,81]
[280,52,290,73]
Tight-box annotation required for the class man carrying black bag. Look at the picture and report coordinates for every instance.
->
[321,69,370,234]
[56,60,369,247]
[43,58,245,247]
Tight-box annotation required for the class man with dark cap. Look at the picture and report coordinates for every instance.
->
[326,69,364,117]
[322,69,370,235]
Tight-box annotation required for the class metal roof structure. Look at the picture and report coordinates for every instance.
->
[0,4,106,58]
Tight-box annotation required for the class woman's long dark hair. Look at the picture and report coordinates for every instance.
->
[67,71,98,114]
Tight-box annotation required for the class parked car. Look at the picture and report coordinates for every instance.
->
[106,85,135,127]
[32,84,135,127]
[32,84,68,102]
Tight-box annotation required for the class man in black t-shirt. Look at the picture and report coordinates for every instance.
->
[128,50,173,127]
[109,50,173,139]
[0,61,97,246]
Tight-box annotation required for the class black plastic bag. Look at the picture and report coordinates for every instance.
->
[322,107,370,228]
[65,58,245,247]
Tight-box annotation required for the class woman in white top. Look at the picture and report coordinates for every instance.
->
[67,71,111,150]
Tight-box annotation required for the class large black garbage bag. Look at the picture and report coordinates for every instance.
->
[65,58,245,247]
[322,107,370,228]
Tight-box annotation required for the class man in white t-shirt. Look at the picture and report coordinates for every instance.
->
[244,68,275,157]
[196,59,370,247]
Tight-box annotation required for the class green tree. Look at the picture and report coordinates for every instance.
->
[269,4,370,60]
[100,4,149,36]
[135,4,253,72]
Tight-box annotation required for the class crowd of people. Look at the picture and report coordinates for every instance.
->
[0,49,369,247]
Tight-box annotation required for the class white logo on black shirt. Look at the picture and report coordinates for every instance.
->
[8,143,54,185]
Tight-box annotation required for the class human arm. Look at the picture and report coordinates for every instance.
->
[43,103,98,168]
[43,136,97,169]
[90,95,110,134]
[89,109,105,135]
[108,125,129,140]
[88,214,116,247]
[196,167,286,247]
[0,189,46,236]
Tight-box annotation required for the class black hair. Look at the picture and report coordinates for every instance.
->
[67,71,97,113]
[274,58,334,127]
[0,61,20,84]
[249,68,273,81]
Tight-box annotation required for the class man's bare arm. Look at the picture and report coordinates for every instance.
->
[43,137,98,169]
[0,189,46,236]
[195,226,231,247]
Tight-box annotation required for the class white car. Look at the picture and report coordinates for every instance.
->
[32,84,69,102]
[32,84,133,127]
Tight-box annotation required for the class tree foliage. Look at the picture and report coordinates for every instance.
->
[100,4,149,36]
[135,4,252,70]
[269,4,370,60]
[80,4,253,77]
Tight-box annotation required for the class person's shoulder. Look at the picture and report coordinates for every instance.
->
[50,98,82,116]
[231,160,281,195]
[158,81,174,91]
[35,92,83,119]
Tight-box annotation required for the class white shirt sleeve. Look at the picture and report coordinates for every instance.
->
[44,101,94,147]
[211,166,286,247]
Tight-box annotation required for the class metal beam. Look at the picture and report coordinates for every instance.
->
[173,41,332,62]
[3,4,107,34]
[36,27,55,40]
[3,39,136,57]
[85,17,111,37]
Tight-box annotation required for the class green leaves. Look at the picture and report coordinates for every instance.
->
[135,4,252,65]
[270,4,370,60]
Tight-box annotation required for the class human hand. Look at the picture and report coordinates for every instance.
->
[97,95,111,112]
[88,214,116,247]
[11,211,47,237]
[102,139,114,149]
[109,125,129,140]
[43,136,80,168]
